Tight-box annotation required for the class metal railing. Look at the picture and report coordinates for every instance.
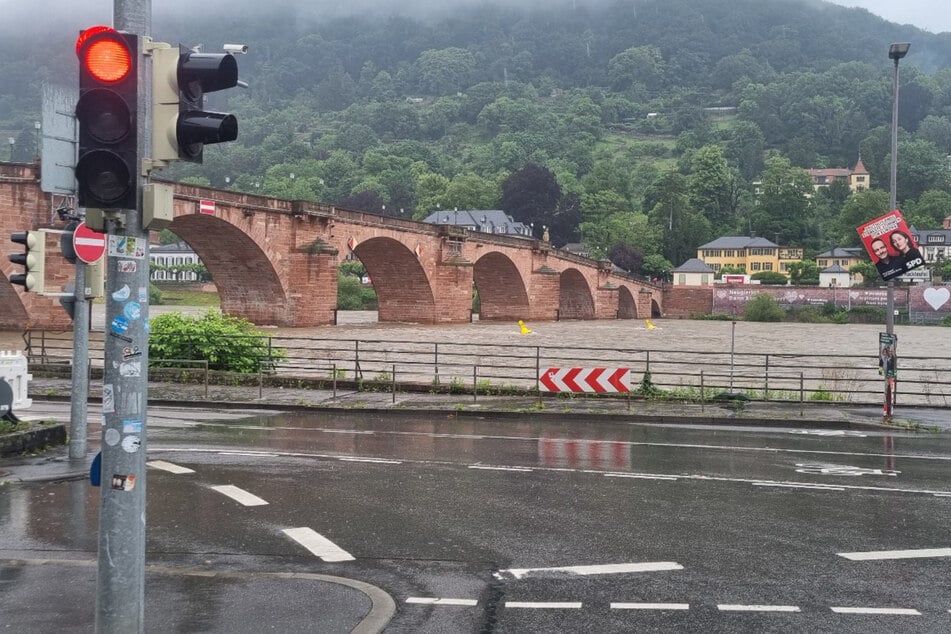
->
[20,329,951,406]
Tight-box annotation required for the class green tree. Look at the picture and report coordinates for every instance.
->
[688,145,738,228]
[744,294,784,321]
[836,189,889,247]
[787,260,820,285]
[417,47,477,95]
[750,156,816,248]
[646,171,711,267]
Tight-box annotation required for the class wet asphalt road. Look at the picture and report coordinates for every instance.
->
[3,406,951,632]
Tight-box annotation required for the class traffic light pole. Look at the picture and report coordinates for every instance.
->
[68,264,89,461]
[95,2,151,632]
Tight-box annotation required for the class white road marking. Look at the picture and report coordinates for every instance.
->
[147,460,194,474]
[283,527,355,562]
[718,604,800,612]
[209,485,268,507]
[406,597,478,606]
[611,602,689,610]
[217,451,280,457]
[753,482,844,491]
[469,465,533,472]
[338,457,402,464]
[831,607,921,615]
[496,562,683,580]
[838,547,951,561]
[604,473,678,481]
[505,602,582,609]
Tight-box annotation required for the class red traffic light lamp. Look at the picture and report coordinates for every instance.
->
[74,26,139,210]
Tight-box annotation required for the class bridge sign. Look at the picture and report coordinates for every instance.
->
[73,221,107,264]
[539,367,630,393]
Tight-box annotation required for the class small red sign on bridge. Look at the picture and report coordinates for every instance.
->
[539,367,630,393]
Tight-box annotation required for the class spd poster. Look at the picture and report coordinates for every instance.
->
[856,210,925,281]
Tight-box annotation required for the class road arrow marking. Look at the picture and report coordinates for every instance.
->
[495,561,682,580]
[210,485,268,507]
[283,527,355,562]
[838,547,951,561]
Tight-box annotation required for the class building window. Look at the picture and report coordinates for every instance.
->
[764,262,773,271]
[701,274,709,284]
[751,262,761,271]
[678,274,686,285]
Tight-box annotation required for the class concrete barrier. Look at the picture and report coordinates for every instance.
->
[0,351,33,411]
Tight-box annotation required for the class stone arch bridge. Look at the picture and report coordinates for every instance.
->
[1,164,663,329]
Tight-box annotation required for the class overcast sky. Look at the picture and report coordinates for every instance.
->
[828,0,951,34]
[1,1,949,35]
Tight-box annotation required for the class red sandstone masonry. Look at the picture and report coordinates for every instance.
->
[2,166,666,328]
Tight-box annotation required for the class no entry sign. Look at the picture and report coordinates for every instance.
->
[73,221,107,264]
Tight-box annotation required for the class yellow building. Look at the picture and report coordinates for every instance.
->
[697,236,803,276]
[805,156,870,192]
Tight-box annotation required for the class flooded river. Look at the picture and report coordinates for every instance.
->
[2,308,949,359]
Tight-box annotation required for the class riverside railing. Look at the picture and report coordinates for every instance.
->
[21,329,951,406]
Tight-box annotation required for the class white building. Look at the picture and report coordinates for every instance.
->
[672,258,715,286]
[420,209,533,237]
[149,241,203,282]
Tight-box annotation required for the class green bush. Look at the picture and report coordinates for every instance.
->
[149,283,163,305]
[744,294,784,322]
[149,310,284,373]
[750,271,788,285]
[337,275,378,310]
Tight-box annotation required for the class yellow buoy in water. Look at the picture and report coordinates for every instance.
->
[518,320,533,335]
[645,319,656,330]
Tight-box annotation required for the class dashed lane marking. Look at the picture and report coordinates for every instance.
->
[718,604,801,612]
[209,485,268,507]
[831,607,921,615]
[752,482,844,491]
[495,562,683,580]
[838,547,951,561]
[283,527,355,562]
[611,602,690,610]
[406,598,478,606]
[604,473,679,481]
[505,602,582,609]
[469,465,533,472]
[338,457,402,464]
[147,460,195,474]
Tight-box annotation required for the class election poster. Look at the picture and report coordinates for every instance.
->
[856,210,925,281]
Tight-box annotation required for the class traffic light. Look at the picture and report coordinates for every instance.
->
[8,231,46,293]
[152,45,238,163]
[74,25,139,210]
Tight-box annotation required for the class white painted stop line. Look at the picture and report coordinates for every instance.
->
[838,547,951,561]
[283,527,355,562]
[147,460,195,474]
[210,485,268,507]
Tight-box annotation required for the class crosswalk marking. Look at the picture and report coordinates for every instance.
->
[283,527,355,562]
[209,485,268,507]
[147,460,194,474]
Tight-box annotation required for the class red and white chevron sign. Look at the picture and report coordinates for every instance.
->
[539,367,630,393]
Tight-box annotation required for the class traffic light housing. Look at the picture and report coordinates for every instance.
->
[74,26,139,210]
[152,45,238,163]
[9,231,46,293]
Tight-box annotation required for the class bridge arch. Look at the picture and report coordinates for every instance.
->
[170,215,286,324]
[0,279,28,328]
[353,237,436,323]
[472,251,530,321]
[617,286,637,319]
[558,268,595,320]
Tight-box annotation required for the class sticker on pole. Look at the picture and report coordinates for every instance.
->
[539,368,630,393]
[73,221,107,264]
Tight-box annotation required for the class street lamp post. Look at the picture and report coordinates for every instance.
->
[885,41,910,422]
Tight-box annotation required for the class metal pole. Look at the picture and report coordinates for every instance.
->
[97,2,151,632]
[68,264,89,461]
[729,318,736,392]
[885,44,907,423]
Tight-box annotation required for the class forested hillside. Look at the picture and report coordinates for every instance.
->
[2,0,951,276]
